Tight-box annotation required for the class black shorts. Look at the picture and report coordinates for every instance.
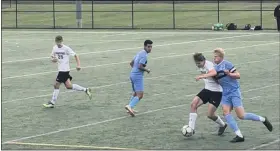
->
[56,71,72,83]
[196,89,222,108]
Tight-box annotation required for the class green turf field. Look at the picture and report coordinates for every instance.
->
[1,1,278,29]
[1,30,280,150]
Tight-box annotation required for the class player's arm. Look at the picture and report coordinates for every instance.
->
[74,54,81,67]
[130,59,134,67]
[50,48,57,63]
[200,69,217,78]
[196,69,217,81]
[139,64,150,73]
[68,47,81,70]
[195,62,217,81]
[138,56,150,73]
[130,56,136,68]
[225,67,240,79]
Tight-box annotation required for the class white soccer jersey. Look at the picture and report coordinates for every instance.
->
[199,60,223,92]
[51,44,76,72]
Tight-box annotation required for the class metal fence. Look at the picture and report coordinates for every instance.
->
[1,0,278,30]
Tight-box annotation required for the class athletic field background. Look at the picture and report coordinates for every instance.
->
[1,30,279,150]
[1,0,279,29]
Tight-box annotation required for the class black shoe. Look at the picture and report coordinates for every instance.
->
[263,116,273,132]
[43,101,54,108]
[230,135,245,143]
[218,124,227,135]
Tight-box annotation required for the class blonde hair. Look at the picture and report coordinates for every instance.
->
[214,48,225,58]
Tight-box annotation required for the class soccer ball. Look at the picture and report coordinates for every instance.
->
[181,125,194,137]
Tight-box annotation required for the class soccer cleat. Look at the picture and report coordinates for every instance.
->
[125,105,135,117]
[85,88,92,100]
[230,136,245,143]
[263,116,273,132]
[218,123,227,135]
[126,109,138,113]
[43,102,54,108]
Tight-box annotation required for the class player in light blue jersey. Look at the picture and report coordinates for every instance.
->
[209,48,273,142]
[125,40,153,117]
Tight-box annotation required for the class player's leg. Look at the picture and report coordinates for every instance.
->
[232,96,273,132]
[207,92,227,135]
[222,96,244,142]
[128,77,137,105]
[64,74,92,100]
[207,104,227,135]
[43,73,62,108]
[125,76,143,117]
[127,93,138,114]
[188,96,204,131]
[126,77,138,114]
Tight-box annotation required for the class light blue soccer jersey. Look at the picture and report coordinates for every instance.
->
[214,60,240,95]
[130,50,148,76]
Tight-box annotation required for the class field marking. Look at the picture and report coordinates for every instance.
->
[3,30,280,34]
[2,41,279,80]
[3,83,279,144]
[2,54,279,104]
[5,141,136,150]
[2,33,263,64]
[247,139,280,150]
[208,40,279,43]
[1,72,184,104]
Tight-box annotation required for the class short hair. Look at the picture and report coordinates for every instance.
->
[144,40,153,46]
[55,35,63,42]
[214,48,225,58]
[193,53,206,62]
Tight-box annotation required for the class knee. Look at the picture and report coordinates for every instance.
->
[222,109,230,116]
[65,84,72,89]
[222,106,232,116]
[53,84,59,89]
[137,93,143,99]
[190,102,197,110]
[237,114,245,120]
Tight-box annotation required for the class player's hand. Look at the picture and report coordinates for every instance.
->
[76,66,81,71]
[146,69,151,74]
[195,75,203,81]
[224,70,230,75]
[51,56,58,63]
[51,58,58,63]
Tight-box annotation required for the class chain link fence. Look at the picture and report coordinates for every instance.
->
[1,0,278,30]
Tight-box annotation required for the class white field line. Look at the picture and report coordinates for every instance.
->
[2,30,280,35]
[247,139,280,150]
[2,33,263,64]
[1,72,184,104]
[207,40,279,43]
[3,31,180,41]
[2,41,279,80]
[1,51,278,104]
[2,55,278,104]
[2,83,279,144]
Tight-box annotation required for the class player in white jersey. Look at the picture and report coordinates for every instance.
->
[185,53,227,136]
[43,35,92,108]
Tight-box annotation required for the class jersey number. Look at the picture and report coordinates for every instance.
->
[58,54,63,59]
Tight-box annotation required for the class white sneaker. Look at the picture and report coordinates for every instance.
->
[125,105,135,117]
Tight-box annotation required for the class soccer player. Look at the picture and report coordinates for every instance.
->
[43,35,92,108]
[125,40,153,117]
[197,48,273,142]
[188,53,227,136]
